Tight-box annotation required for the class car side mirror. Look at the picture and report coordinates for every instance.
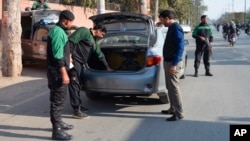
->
[184,40,189,46]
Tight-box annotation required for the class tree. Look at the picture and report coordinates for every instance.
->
[190,0,207,27]
[121,0,139,13]
[150,0,170,21]
[1,0,22,77]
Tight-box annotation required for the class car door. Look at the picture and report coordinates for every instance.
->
[31,26,49,61]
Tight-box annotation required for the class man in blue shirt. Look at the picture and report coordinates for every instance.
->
[159,10,184,121]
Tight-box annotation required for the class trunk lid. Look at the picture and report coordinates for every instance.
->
[89,12,156,46]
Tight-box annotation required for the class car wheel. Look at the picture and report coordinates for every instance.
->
[158,95,169,104]
[85,92,102,100]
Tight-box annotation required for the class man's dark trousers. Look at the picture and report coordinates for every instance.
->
[48,69,67,128]
[68,61,83,110]
[194,44,211,71]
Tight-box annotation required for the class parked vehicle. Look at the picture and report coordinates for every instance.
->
[21,9,60,63]
[180,24,192,33]
[21,9,77,63]
[80,12,188,104]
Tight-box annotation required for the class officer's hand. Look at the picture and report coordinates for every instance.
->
[60,67,70,85]
[62,73,70,85]
[199,36,205,41]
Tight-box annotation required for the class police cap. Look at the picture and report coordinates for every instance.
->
[59,10,75,21]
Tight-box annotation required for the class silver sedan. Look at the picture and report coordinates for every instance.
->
[81,13,187,104]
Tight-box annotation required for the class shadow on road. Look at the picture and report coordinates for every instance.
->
[0,125,50,140]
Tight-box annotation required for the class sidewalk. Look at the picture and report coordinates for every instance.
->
[0,64,70,141]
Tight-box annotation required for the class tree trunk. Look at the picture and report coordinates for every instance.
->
[139,0,148,15]
[1,0,22,77]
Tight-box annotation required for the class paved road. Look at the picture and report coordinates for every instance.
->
[0,28,250,141]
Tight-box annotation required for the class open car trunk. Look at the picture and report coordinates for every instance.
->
[88,47,147,71]
[87,33,149,71]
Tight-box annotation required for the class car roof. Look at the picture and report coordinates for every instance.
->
[89,12,152,24]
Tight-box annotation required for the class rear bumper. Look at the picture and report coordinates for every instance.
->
[81,67,159,94]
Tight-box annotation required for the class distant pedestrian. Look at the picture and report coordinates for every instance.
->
[47,10,75,140]
[192,15,213,77]
[159,10,184,121]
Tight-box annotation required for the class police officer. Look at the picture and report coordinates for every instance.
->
[47,10,75,140]
[192,15,213,77]
[68,25,112,119]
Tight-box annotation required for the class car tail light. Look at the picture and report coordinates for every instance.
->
[146,84,153,89]
[146,55,162,67]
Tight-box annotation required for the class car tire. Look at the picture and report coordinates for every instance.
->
[158,95,169,104]
[85,92,102,100]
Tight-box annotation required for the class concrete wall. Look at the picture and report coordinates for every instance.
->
[0,0,116,28]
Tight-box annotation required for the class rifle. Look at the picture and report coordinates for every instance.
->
[204,38,213,58]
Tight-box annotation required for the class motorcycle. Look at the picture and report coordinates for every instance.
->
[236,28,241,36]
[246,28,250,36]
[222,32,227,40]
[229,33,237,47]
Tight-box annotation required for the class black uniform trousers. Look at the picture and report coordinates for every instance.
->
[194,44,211,71]
[68,61,83,110]
[47,68,67,128]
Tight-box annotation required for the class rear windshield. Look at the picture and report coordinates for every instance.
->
[105,22,148,34]
[97,34,148,47]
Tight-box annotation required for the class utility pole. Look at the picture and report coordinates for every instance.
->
[196,1,199,23]
[232,0,234,20]
[139,0,148,15]
[97,0,105,14]
[244,0,246,28]
[189,0,192,25]
[154,0,159,22]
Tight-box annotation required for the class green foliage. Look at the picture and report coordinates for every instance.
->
[121,0,138,12]
[47,0,209,26]
[81,0,96,7]
[167,0,177,8]
[48,0,97,8]
[158,0,169,12]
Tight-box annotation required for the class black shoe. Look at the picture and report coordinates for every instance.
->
[60,122,74,130]
[161,110,174,115]
[72,109,89,119]
[194,69,198,77]
[194,73,198,77]
[52,128,73,140]
[205,72,213,76]
[80,106,89,112]
[166,115,184,121]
